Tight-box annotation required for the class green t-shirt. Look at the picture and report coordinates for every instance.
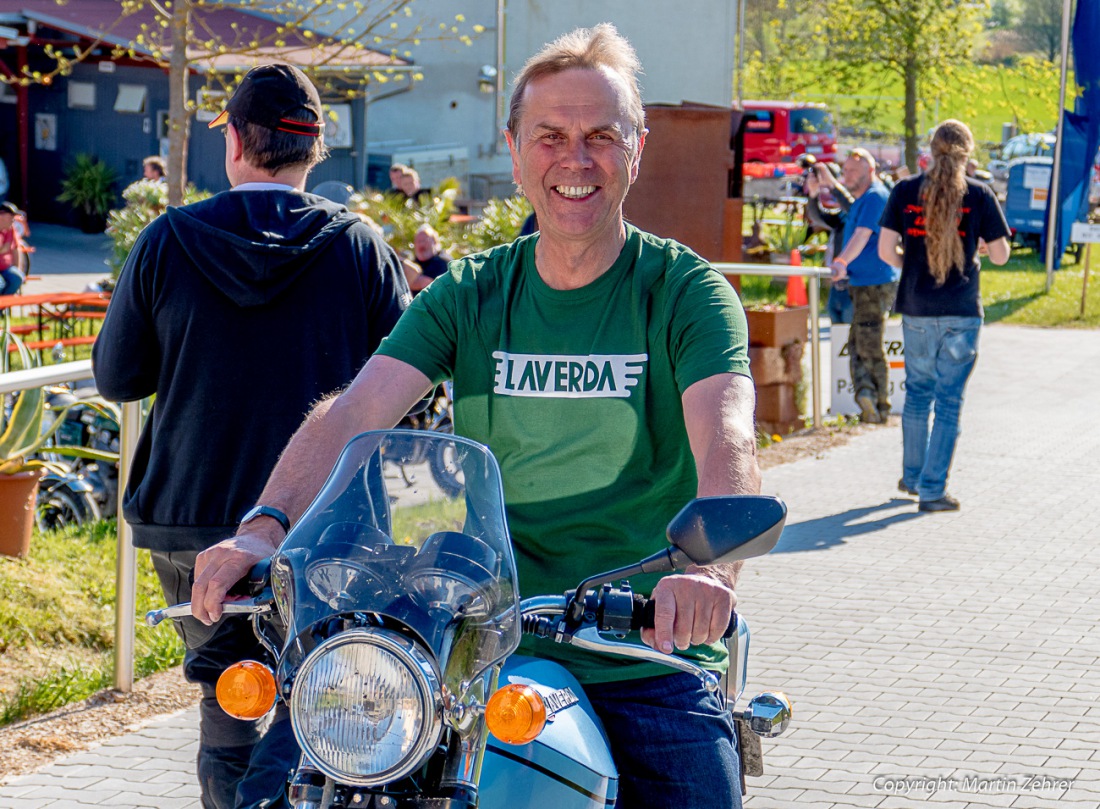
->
[377,224,750,683]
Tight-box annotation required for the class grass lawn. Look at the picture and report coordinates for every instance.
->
[981,247,1100,328]
[0,520,183,726]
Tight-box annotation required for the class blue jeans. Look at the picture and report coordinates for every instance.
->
[900,315,982,501]
[0,268,23,295]
[585,672,743,809]
[827,283,853,324]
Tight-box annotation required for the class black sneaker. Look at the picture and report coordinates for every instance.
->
[898,479,917,496]
[919,495,960,513]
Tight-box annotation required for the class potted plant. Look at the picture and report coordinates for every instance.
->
[57,154,119,234]
[745,303,809,349]
[0,386,118,557]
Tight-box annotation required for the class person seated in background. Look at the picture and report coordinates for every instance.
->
[403,224,452,293]
[397,167,431,204]
[388,162,411,194]
[143,156,167,183]
[0,201,26,295]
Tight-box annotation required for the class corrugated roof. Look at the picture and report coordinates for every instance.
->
[12,0,410,72]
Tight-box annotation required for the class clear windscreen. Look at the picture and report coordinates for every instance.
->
[269,430,521,698]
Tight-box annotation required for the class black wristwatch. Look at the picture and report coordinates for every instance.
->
[240,505,291,534]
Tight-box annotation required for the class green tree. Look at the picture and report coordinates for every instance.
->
[825,0,988,171]
[3,1,478,206]
[1017,0,1067,61]
[988,0,1017,29]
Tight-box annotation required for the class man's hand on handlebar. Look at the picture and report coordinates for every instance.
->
[640,573,737,654]
[191,529,282,625]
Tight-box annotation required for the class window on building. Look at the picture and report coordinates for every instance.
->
[68,82,96,110]
[115,84,147,114]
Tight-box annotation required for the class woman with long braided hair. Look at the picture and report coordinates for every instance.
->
[878,120,1011,512]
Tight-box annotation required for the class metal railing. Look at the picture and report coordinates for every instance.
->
[713,263,831,429]
[1,359,141,693]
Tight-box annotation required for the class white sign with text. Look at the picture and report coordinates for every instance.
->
[1070,222,1100,243]
[830,322,907,415]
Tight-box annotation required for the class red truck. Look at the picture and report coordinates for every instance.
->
[742,101,837,165]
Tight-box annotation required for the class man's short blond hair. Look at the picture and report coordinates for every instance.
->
[507,23,645,141]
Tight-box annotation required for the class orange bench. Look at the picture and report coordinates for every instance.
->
[6,335,98,352]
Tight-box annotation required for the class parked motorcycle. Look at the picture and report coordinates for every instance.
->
[148,430,791,808]
[34,384,120,531]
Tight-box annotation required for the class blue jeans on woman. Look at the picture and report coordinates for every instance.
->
[585,672,743,808]
[0,268,23,295]
[900,315,982,501]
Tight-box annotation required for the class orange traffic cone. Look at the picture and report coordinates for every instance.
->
[786,250,808,307]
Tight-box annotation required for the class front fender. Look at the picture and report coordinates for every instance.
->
[479,656,617,808]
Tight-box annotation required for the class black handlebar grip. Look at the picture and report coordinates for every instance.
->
[632,595,738,639]
[229,558,272,597]
[188,559,271,598]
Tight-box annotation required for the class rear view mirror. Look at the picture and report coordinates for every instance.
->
[666,496,786,568]
[633,496,786,575]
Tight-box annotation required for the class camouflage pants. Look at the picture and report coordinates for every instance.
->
[848,282,898,414]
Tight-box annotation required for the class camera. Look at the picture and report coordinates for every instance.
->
[795,153,818,171]
[795,153,819,196]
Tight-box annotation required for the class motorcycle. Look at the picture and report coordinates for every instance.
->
[148,430,791,808]
[33,384,120,531]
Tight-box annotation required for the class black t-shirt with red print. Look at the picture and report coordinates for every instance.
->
[880,176,1010,317]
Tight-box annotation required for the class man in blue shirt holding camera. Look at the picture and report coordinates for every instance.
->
[829,148,899,423]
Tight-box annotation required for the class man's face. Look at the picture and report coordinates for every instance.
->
[413,230,437,261]
[143,164,159,181]
[506,67,645,246]
[842,156,872,194]
[389,168,403,188]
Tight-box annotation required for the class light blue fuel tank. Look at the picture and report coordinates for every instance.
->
[478,656,618,808]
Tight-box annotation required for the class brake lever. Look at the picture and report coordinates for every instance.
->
[145,599,272,627]
[568,626,721,692]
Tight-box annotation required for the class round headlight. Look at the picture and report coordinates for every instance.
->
[289,629,442,787]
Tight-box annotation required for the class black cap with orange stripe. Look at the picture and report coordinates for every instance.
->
[208,64,323,138]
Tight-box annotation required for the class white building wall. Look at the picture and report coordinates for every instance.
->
[364,0,736,191]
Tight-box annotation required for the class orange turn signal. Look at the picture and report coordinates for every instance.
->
[216,661,277,720]
[485,684,547,745]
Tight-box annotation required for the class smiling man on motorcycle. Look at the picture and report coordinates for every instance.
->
[194,24,759,808]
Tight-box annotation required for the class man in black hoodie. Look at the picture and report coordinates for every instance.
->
[93,64,410,809]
